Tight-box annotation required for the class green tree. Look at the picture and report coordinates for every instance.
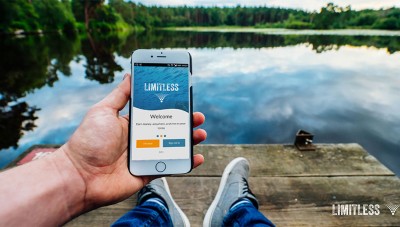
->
[32,0,76,31]
[72,0,103,30]
[373,8,400,30]
[353,13,378,27]
[313,3,339,29]
[90,5,121,31]
[109,0,135,24]
[313,3,353,29]
[133,4,154,28]
[373,17,400,29]
[0,0,40,32]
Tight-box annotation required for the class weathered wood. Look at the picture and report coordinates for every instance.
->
[61,144,400,226]
[167,177,400,226]
[189,144,394,177]
[67,176,400,226]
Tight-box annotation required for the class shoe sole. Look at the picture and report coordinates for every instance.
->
[203,157,248,227]
[161,177,191,227]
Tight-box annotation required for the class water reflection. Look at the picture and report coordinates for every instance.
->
[82,33,123,83]
[192,47,400,175]
[0,31,399,176]
[0,34,78,150]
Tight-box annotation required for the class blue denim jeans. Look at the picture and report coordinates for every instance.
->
[223,202,275,227]
[112,201,275,227]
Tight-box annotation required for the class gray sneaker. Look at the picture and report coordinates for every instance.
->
[203,157,258,227]
[137,177,190,227]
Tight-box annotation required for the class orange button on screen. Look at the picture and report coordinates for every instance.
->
[136,139,160,148]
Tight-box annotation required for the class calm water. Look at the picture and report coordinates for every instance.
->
[0,31,399,175]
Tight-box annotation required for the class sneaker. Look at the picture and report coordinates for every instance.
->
[137,177,190,227]
[203,157,258,227]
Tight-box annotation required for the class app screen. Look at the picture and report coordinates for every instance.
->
[131,63,190,160]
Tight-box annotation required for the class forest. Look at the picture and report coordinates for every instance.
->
[1,0,400,34]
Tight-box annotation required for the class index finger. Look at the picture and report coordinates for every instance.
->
[193,112,205,128]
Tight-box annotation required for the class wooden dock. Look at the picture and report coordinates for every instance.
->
[61,144,399,226]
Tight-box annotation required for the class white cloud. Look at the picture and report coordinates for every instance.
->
[189,45,400,79]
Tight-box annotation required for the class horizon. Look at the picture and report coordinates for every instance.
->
[129,0,400,11]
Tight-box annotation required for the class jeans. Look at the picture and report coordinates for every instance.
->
[223,202,275,227]
[112,200,275,227]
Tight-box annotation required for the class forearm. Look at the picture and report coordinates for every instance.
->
[0,147,85,226]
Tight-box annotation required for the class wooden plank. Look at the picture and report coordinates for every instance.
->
[7,144,392,177]
[189,144,394,177]
[60,143,399,226]
[167,177,400,226]
[66,176,400,227]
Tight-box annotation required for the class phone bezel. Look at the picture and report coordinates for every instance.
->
[128,49,193,176]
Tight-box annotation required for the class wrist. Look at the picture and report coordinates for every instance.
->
[50,145,87,219]
[0,146,87,226]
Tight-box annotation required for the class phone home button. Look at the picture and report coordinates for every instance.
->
[155,162,166,172]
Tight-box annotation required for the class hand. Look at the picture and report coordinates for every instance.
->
[61,74,207,211]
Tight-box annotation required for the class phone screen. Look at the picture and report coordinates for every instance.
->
[131,63,190,161]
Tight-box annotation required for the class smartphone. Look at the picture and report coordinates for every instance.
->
[128,49,193,176]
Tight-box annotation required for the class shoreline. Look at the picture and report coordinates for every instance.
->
[163,27,400,36]
[3,26,400,37]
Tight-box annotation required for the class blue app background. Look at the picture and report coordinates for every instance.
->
[134,66,189,112]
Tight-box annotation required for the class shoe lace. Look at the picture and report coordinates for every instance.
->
[138,185,157,202]
[143,185,157,194]
[242,177,250,194]
[242,177,257,197]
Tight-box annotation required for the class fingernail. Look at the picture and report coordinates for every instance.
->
[123,73,129,80]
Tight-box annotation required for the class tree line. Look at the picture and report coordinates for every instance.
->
[1,0,399,33]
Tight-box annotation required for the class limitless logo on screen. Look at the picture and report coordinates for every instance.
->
[144,83,179,92]
[155,93,168,103]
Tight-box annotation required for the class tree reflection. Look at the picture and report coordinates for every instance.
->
[117,30,400,54]
[0,34,79,149]
[46,33,81,79]
[285,35,400,54]
[81,32,123,84]
[0,102,39,149]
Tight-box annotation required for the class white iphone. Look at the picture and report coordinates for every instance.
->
[128,49,193,176]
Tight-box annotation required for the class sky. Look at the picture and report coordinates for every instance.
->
[131,0,400,11]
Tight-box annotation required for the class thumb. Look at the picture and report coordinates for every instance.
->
[97,74,131,111]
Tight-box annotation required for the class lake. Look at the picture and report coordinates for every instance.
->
[0,30,399,175]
